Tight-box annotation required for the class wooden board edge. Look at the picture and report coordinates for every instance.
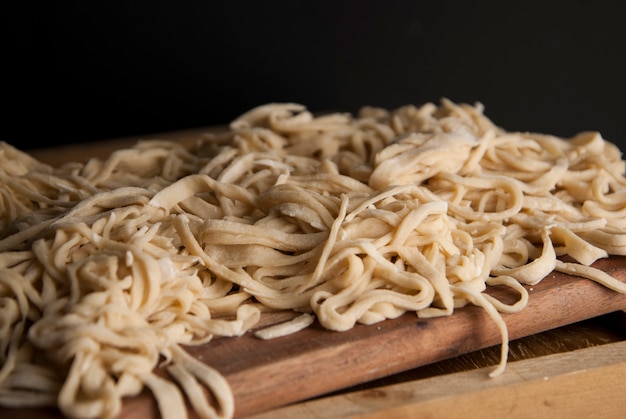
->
[25,125,227,167]
[248,339,626,419]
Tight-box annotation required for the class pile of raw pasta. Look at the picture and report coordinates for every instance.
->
[1,100,626,419]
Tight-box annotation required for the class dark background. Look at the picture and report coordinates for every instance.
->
[5,1,626,152]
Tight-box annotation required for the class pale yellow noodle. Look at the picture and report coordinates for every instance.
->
[1,99,626,418]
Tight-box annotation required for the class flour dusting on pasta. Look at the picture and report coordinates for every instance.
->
[1,99,626,418]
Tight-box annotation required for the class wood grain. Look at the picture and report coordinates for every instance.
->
[249,339,626,419]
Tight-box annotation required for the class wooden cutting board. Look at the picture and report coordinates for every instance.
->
[193,258,626,417]
[12,257,619,419]
[249,338,626,418]
[5,135,626,418]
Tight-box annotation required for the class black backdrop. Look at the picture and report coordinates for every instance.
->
[5,1,626,152]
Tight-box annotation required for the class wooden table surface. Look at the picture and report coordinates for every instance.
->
[8,129,626,418]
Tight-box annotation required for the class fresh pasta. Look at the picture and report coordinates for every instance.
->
[1,99,626,418]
